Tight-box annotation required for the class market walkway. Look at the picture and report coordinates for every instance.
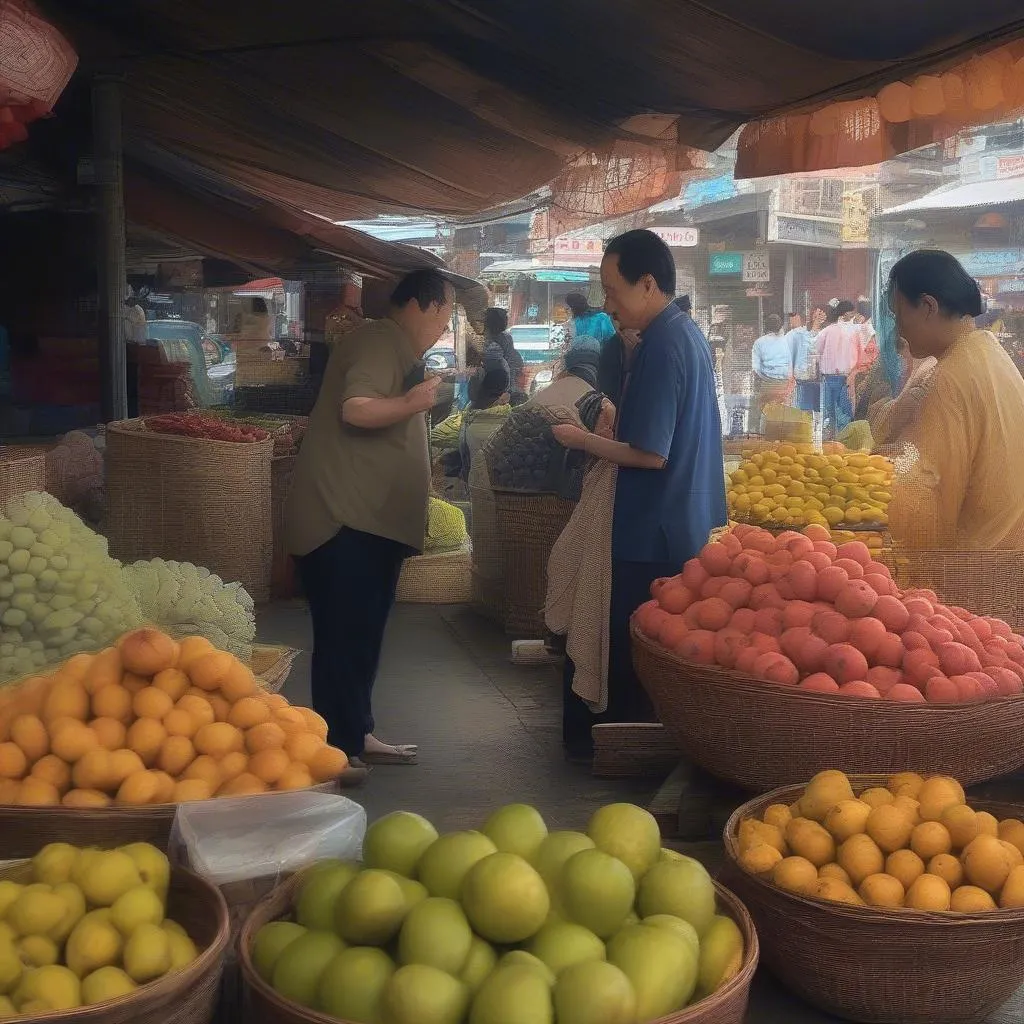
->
[259,602,1023,1024]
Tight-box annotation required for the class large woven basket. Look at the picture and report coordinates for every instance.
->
[237,873,759,1024]
[631,624,1024,792]
[396,544,472,604]
[105,419,274,603]
[252,644,301,694]
[493,490,574,637]
[0,781,346,860]
[271,453,300,599]
[0,452,46,505]
[0,860,230,1024]
[721,779,1024,1023]
[469,477,503,625]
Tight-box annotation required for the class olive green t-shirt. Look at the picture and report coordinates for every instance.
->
[284,318,429,556]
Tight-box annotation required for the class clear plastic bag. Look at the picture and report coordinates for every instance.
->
[169,791,366,887]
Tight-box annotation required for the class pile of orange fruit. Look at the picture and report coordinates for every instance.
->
[0,627,347,807]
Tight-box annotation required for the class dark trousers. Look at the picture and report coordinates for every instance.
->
[294,527,410,758]
[563,559,675,758]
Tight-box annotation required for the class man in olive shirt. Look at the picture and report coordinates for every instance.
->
[285,269,453,766]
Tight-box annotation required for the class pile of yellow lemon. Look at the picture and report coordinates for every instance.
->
[727,444,893,531]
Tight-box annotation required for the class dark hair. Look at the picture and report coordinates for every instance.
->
[765,314,783,332]
[888,249,984,318]
[674,295,692,314]
[603,229,675,296]
[469,361,510,409]
[483,307,508,335]
[857,299,872,319]
[390,269,451,312]
[787,311,801,320]
[564,292,589,316]
[835,300,855,318]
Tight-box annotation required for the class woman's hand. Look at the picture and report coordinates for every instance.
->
[552,424,588,450]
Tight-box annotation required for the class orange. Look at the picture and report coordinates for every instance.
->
[15,778,59,806]
[175,695,215,728]
[50,720,100,763]
[0,710,11,744]
[126,718,167,767]
[41,680,89,725]
[108,749,146,787]
[90,717,127,752]
[308,745,349,783]
[194,723,244,759]
[284,732,325,766]
[121,673,150,695]
[183,755,222,791]
[228,697,270,731]
[189,652,234,692]
[82,647,123,695]
[92,685,133,724]
[274,708,307,736]
[0,742,27,780]
[263,693,289,711]
[176,636,215,672]
[30,755,72,793]
[220,662,256,703]
[133,687,174,721]
[208,696,231,723]
[249,748,290,785]
[276,764,314,791]
[148,770,176,804]
[119,627,179,676]
[10,677,48,717]
[116,770,159,806]
[217,773,266,797]
[246,722,287,755]
[0,779,18,803]
[173,779,212,803]
[156,736,196,777]
[72,750,113,792]
[162,708,199,739]
[218,752,248,782]
[298,708,329,741]
[61,653,95,683]
[10,714,48,763]
[152,669,190,703]
[62,788,111,808]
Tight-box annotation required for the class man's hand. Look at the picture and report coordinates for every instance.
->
[405,375,443,413]
[552,424,588,450]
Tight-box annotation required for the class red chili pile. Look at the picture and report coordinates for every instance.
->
[143,413,270,443]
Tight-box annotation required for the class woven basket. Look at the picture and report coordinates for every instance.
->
[493,490,575,637]
[396,544,472,604]
[0,861,230,1024]
[105,419,274,603]
[469,479,503,624]
[237,874,759,1024]
[252,644,301,694]
[0,781,345,860]
[631,624,1024,792]
[0,452,46,505]
[271,454,301,599]
[892,549,1024,631]
[721,779,1024,1023]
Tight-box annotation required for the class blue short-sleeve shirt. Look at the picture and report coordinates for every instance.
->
[612,304,727,565]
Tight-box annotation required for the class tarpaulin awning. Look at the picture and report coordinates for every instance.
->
[35,0,1024,226]
[879,176,1024,217]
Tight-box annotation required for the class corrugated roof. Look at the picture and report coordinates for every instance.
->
[880,176,1024,217]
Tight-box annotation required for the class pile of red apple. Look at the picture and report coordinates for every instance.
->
[633,524,1024,703]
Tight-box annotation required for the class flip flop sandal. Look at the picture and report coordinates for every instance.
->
[359,745,419,766]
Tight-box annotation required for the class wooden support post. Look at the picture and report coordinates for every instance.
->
[92,74,128,423]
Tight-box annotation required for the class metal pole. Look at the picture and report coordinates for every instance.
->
[92,75,128,422]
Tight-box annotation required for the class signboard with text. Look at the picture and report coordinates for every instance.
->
[651,226,700,247]
[997,155,1024,179]
[552,236,603,257]
[709,252,743,275]
[960,249,1024,277]
[741,250,770,283]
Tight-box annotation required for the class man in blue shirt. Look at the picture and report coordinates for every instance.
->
[553,230,727,759]
[787,310,823,412]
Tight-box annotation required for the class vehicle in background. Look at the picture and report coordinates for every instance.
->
[143,319,235,406]
[510,323,566,394]
[424,347,458,373]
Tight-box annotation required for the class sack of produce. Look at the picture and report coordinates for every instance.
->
[424,498,468,555]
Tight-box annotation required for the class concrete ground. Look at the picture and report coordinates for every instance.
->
[260,601,1023,1024]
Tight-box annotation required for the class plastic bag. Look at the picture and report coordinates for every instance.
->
[169,791,366,887]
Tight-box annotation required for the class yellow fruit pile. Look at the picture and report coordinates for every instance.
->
[727,444,893,530]
[0,628,347,807]
[0,841,195,1014]
[738,770,1024,912]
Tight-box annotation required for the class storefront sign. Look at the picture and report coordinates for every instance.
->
[745,287,773,298]
[741,250,770,283]
[552,236,603,257]
[651,227,700,247]
[997,279,1024,293]
[997,155,1024,179]
[709,252,743,275]
[768,214,843,248]
[960,249,1024,277]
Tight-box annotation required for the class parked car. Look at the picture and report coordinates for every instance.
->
[509,323,566,394]
[143,319,235,406]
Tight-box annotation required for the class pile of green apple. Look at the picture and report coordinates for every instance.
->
[251,802,745,1024]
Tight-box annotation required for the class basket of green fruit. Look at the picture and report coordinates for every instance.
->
[238,801,759,1024]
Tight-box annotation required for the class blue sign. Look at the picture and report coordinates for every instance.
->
[684,174,738,209]
[527,304,539,317]
[534,270,590,283]
[709,252,743,275]
[959,249,1024,278]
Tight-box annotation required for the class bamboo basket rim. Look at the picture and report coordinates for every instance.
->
[108,417,276,454]
[237,872,760,1024]
[724,776,1024,926]
[631,621,1024,710]
[0,862,230,1022]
